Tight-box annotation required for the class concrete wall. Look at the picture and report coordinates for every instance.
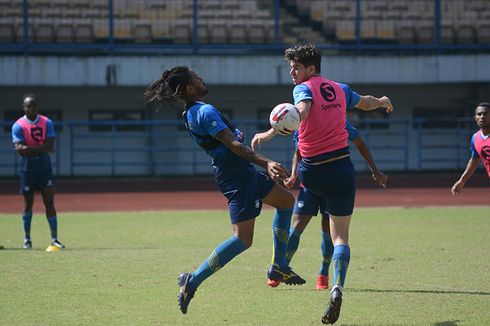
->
[1,54,490,86]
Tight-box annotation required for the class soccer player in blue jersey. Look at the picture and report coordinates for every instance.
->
[253,121,388,289]
[144,66,305,315]
[11,94,65,250]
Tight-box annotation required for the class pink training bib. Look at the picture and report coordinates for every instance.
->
[298,76,348,158]
[473,130,490,177]
[15,115,48,147]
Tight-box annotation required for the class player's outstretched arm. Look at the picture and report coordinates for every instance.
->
[251,128,277,151]
[352,137,388,188]
[215,128,290,181]
[451,157,481,195]
[355,95,393,114]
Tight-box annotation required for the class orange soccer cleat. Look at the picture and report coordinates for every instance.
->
[316,275,329,290]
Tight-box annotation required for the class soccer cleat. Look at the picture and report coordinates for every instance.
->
[267,264,306,286]
[178,273,196,314]
[23,239,32,249]
[266,278,281,288]
[316,275,329,290]
[51,239,65,249]
[322,287,343,324]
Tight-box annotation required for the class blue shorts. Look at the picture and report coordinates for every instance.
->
[293,186,329,217]
[297,156,355,216]
[19,169,54,195]
[216,165,275,224]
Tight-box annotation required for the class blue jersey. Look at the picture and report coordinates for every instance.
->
[11,115,55,172]
[292,82,361,110]
[185,102,250,180]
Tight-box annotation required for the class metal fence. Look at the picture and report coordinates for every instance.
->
[0,118,477,177]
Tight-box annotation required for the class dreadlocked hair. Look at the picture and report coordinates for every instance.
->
[144,66,192,109]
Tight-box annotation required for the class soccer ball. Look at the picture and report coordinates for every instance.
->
[269,103,301,135]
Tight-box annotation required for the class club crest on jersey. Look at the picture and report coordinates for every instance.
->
[30,126,43,142]
[481,145,490,160]
[297,201,304,208]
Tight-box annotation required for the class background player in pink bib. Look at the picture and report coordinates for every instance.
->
[451,103,490,194]
[11,94,65,250]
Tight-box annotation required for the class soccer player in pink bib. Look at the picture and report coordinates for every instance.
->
[451,103,490,194]
[11,94,64,250]
[253,43,393,324]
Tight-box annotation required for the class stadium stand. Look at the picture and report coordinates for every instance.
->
[1,0,489,47]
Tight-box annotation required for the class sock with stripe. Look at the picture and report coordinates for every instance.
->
[332,244,350,289]
[286,227,303,264]
[320,230,334,276]
[189,236,247,289]
[271,208,292,269]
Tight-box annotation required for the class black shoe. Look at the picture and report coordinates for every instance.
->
[51,239,65,249]
[267,264,306,286]
[178,273,196,314]
[322,287,343,324]
[23,239,32,249]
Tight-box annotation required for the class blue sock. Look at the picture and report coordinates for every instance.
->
[189,236,247,289]
[272,208,292,268]
[22,212,33,240]
[319,231,334,276]
[332,244,350,289]
[286,227,302,264]
[46,216,57,239]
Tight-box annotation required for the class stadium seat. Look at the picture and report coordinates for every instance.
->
[151,21,171,42]
[0,23,15,43]
[74,23,94,43]
[173,19,192,44]
[56,23,74,43]
[440,22,455,44]
[209,20,227,44]
[229,20,247,44]
[310,1,327,23]
[360,20,376,41]
[35,23,55,43]
[114,19,133,41]
[15,22,34,43]
[248,21,265,43]
[197,21,210,44]
[133,24,152,44]
[397,21,417,44]
[93,19,109,40]
[417,21,434,44]
[456,23,476,44]
[335,20,356,42]
[376,20,396,42]
[476,22,490,43]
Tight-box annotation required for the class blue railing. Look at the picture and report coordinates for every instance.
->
[1,0,489,55]
[0,118,477,177]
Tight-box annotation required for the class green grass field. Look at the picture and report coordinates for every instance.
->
[1,207,489,326]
